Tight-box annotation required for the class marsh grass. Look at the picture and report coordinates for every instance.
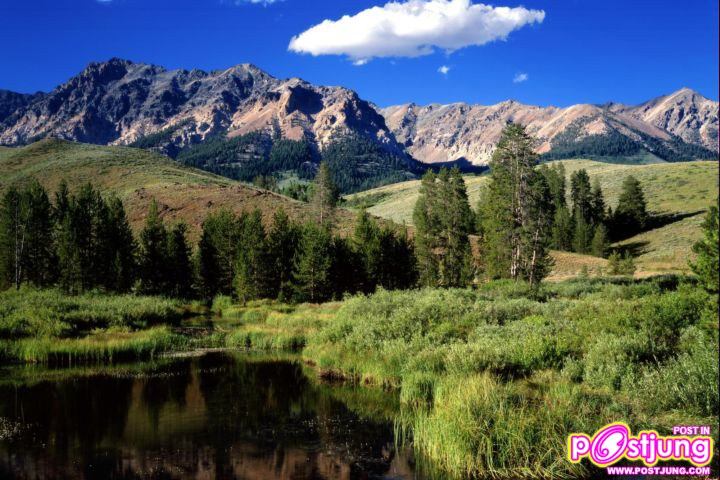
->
[299,276,719,478]
[2,277,717,478]
[11,326,186,365]
[0,288,186,364]
[220,300,340,352]
[0,287,183,339]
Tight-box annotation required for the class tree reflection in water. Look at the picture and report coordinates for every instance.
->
[0,352,417,479]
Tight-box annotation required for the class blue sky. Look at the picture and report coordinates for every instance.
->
[0,0,717,107]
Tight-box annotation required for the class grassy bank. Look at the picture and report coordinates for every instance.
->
[212,297,339,351]
[202,276,718,478]
[0,288,186,364]
[301,277,718,478]
[1,278,717,478]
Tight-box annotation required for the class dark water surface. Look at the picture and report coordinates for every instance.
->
[0,352,418,480]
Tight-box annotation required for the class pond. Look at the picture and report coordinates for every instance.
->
[0,351,419,479]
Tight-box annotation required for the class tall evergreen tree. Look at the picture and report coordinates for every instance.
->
[591,223,609,258]
[413,171,441,285]
[478,123,553,286]
[0,187,27,290]
[413,168,474,287]
[520,172,555,285]
[612,175,648,239]
[329,235,363,299]
[266,208,301,300]
[198,209,241,299]
[353,209,381,292]
[310,162,339,225]
[166,222,194,298]
[292,222,333,302]
[234,209,270,304]
[138,199,169,295]
[104,196,137,293]
[690,205,719,292]
[387,226,418,290]
[53,183,108,293]
[540,163,567,210]
[572,210,593,254]
[590,179,606,226]
[570,169,593,223]
[22,181,56,287]
[551,205,574,251]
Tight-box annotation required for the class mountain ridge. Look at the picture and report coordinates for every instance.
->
[381,89,718,165]
[0,58,716,168]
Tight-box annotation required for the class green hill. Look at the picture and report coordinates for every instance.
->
[345,159,719,276]
[0,139,355,239]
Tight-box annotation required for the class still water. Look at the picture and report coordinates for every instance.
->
[0,352,418,480]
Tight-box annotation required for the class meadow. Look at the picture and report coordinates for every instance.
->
[345,159,720,277]
[0,139,356,240]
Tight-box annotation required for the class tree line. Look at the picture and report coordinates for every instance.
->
[0,164,416,302]
[0,123,666,299]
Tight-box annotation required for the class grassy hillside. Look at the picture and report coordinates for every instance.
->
[0,139,355,239]
[346,159,719,276]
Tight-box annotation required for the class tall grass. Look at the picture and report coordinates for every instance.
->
[300,276,719,478]
[0,287,185,364]
[11,326,186,365]
[0,287,183,339]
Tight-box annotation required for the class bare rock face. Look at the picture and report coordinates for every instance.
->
[618,88,719,152]
[382,90,718,165]
[0,59,716,167]
[0,58,404,156]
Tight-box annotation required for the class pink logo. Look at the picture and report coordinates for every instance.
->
[568,423,714,467]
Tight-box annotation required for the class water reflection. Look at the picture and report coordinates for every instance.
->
[0,352,417,479]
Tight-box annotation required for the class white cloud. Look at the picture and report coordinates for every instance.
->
[288,0,545,63]
[513,72,528,83]
[438,65,451,75]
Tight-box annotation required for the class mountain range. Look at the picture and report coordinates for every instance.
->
[0,58,717,176]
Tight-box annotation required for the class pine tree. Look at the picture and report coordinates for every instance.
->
[551,205,574,251]
[590,179,606,226]
[51,183,101,293]
[620,252,636,276]
[572,210,593,254]
[138,199,169,295]
[478,123,553,286]
[590,223,609,258]
[353,209,381,292]
[0,187,26,290]
[570,169,593,223]
[311,162,339,225]
[0,182,55,289]
[612,175,648,239]
[292,222,333,302]
[520,171,554,285]
[540,163,567,210]
[389,225,417,290]
[413,171,441,285]
[22,181,56,287]
[198,209,241,299]
[105,196,137,292]
[441,168,475,287]
[166,222,194,298]
[329,235,363,298]
[690,205,719,292]
[266,208,301,300]
[234,209,270,304]
[413,168,474,287]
